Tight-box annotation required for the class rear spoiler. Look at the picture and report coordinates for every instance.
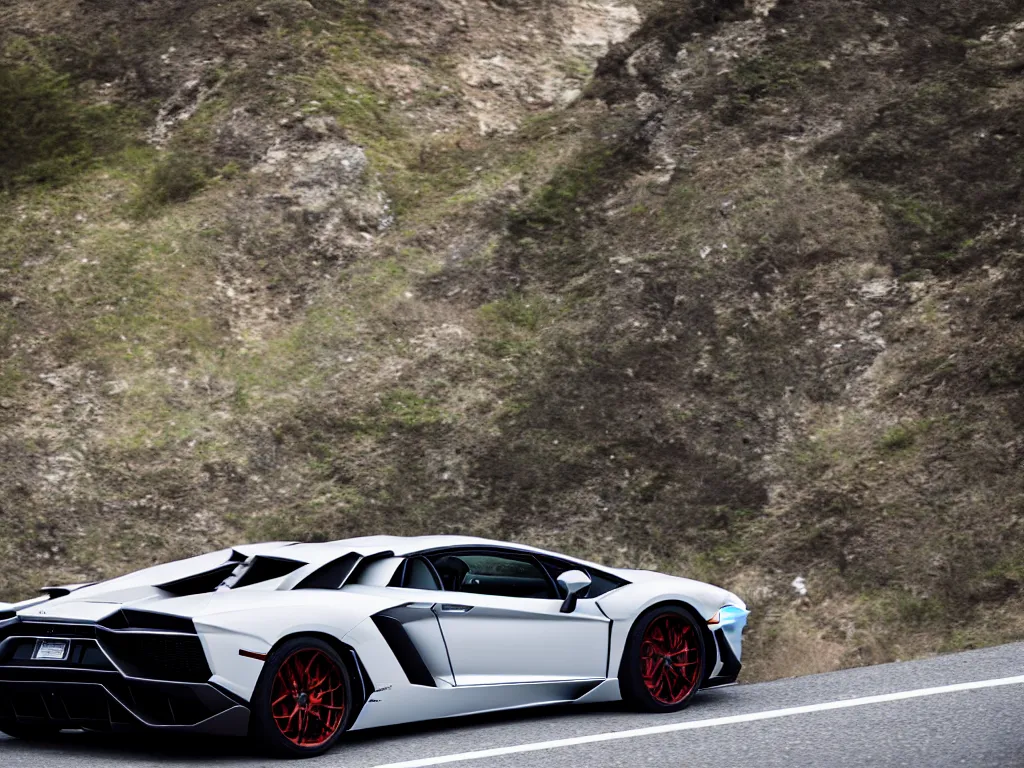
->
[0,582,95,617]
[39,582,96,599]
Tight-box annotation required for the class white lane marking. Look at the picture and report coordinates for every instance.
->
[371,674,1024,768]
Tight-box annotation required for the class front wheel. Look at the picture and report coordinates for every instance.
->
[619,605,705,713]
[249,636,354,758]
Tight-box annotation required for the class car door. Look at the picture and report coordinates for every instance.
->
[426,550,609,686]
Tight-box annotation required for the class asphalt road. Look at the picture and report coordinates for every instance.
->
[2,642,1022,768]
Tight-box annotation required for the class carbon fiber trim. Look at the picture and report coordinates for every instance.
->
[704,628,742,687]
[0,676,247,733]
[371,611,437,688]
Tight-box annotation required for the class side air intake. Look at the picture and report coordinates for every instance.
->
[156,563,239,596]
[219,555,304,589]
[156,551,305,595]
[294,553,361,590]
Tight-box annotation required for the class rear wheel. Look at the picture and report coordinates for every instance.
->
[249,636,353,758]
[619,605,705,713]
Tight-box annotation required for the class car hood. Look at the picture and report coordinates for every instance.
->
[608,568,747,610]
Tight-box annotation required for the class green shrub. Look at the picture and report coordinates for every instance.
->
[0,43,120,189]
[511,148,614,233]
[479,294,547,332]
[131,151,213,217]
[727,53,824,104]
[880,425,915,451]
[378,390,446,429]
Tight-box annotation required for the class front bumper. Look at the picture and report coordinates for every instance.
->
[0,617,249,735]
[705,605,748,688]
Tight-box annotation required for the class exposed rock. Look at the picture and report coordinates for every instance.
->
[150,68,222,145]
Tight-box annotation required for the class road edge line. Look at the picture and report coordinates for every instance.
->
[370,673,1024,768]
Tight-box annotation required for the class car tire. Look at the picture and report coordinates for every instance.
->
[618,604,705,713]
[0,721,62,740]
[249,636,354,758]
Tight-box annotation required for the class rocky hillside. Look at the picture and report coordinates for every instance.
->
[1,0,1022,681]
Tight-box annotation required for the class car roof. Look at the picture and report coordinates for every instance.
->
[333,534,539,556]
[249,535,613,572]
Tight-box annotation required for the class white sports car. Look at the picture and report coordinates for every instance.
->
[0,535,748,757]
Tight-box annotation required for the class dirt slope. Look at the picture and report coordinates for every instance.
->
[1,0,1022,680]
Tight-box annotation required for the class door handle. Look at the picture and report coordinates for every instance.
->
[437,604,473,613]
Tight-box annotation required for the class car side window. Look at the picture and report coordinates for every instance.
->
[429,553,556,599]
[399,557,441,591]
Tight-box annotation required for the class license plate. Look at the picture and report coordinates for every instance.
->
[33,639,69,661]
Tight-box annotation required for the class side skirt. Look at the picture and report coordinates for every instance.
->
[348,678,606,731]
[573,678,620,704]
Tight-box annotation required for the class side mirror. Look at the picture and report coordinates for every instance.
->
[557,570,592,614]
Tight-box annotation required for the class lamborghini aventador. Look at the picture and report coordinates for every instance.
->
[0,535,748,757]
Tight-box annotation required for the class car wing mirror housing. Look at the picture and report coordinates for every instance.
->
[557,570,592,613]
